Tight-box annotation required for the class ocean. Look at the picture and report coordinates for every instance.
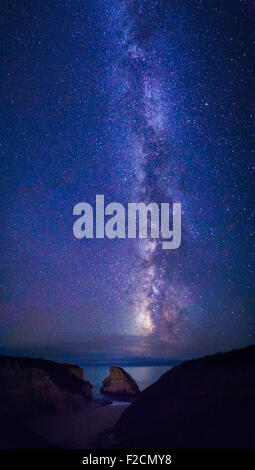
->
[79,363,174,401]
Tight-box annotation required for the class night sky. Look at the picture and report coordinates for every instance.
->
[0,0,254,360]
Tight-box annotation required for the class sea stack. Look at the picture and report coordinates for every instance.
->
[101,366,140,397]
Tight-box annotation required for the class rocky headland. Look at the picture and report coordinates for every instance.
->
[0,354,92,417]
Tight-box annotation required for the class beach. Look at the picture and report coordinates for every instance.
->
[28,400,129,449]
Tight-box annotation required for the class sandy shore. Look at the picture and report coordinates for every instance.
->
[28,400,128,449]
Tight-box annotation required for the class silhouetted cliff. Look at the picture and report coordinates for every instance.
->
[100,345,255,449]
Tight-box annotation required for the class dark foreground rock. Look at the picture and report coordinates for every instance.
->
[0,410,54,449]
[0,355,92,417]
[101,367,140,398]
[99,345,255,449]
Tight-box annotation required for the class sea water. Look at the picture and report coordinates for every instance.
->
[78,364,173,401]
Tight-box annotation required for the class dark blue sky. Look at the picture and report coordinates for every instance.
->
[0,0,254,360]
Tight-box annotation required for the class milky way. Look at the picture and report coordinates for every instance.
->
[0,0,254,358]
[105,1,194,340]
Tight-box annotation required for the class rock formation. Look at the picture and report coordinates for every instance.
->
[99,345,255,449]
[101,367,140,398]
[0,355,92,417]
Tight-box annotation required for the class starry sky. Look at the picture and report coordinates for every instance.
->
[0,0,254,360]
